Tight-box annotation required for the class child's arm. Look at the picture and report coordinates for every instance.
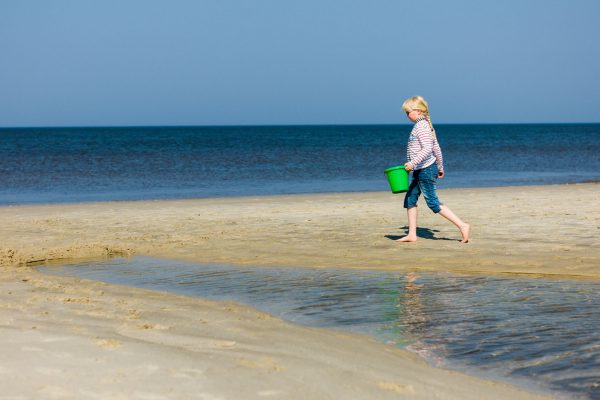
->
[433,139,444,173]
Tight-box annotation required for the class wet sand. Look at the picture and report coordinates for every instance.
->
[1,183,598,398]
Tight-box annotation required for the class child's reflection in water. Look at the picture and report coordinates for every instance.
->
[402,272,427,331]
[398,272,442,365]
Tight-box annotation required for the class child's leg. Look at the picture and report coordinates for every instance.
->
[418,164,443,214]
[419,164,471,243]
[438,206,471,243]
[397,206,418,242]
[397,171,421,242]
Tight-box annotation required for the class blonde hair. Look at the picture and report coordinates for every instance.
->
[402,96,435,134]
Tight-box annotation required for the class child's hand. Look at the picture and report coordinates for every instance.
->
[404,162,414,171]
[438,170,445,179]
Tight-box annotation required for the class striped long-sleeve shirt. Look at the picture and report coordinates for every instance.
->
[407,116,444,172]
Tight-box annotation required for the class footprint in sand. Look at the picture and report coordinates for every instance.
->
[95,338,122,349]
[238,357,284,372]
[377,381,416,395]
[169,367,207,379]
[138,322,169,330]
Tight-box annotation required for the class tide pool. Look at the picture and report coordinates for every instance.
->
[41,257,600,399]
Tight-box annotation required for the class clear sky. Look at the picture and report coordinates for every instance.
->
[1,0,599,126]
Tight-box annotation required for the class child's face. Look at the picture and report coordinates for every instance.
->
[406,109,422,123]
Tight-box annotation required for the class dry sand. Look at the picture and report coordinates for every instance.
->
[1,183,598,398]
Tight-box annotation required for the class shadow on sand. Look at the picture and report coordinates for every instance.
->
[385,226,457,241]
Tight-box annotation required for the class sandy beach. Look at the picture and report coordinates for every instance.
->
[2,183,599,398]
[2,183,599,277]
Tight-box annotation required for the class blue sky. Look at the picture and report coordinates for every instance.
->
[1,0,599,126]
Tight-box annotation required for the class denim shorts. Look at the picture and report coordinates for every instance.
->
[403,163,442,213]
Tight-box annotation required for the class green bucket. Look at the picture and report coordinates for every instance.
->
[384,166,409,193]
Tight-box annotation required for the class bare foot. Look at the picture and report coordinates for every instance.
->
[396,235,417,243]
[459,223,471,243]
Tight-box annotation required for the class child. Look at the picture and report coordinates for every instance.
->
[396,96,471,243]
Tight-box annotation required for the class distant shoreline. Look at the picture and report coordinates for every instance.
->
[1,179,599,207]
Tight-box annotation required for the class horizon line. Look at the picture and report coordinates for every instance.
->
[1,121,600,129]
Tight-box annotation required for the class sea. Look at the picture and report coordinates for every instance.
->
[1,123,599,205]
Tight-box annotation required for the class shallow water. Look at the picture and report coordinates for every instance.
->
[41,257,600,399]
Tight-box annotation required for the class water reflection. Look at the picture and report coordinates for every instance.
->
[382,273,428,350]
[40,257,600,399]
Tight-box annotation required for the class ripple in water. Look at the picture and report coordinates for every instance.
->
[41,257,600,399]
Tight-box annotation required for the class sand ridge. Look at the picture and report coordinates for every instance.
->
[1,183,599,278]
